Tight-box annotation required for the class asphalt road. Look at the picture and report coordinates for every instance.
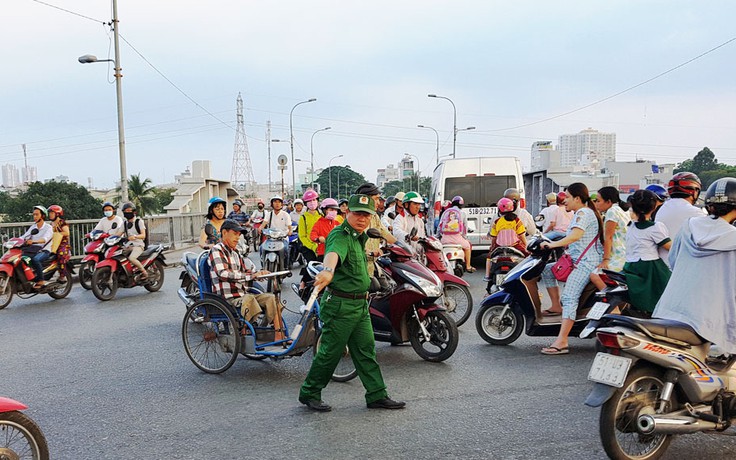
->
[1,256,735,459]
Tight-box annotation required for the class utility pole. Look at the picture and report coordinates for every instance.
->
[266,120,272,192]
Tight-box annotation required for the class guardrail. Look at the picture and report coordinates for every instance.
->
[0,213,206,258]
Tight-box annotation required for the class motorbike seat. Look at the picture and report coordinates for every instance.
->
[601,269,627,285]
[605,314,707,346]
[139,245,159,259]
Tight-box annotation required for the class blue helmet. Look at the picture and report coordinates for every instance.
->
[645,184,669,202]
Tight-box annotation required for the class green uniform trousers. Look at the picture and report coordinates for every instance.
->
[299,294,388,404]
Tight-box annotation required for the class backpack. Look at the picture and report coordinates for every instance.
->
[494,217,521,247]
[439,208,463,235]
[126,217,149,248]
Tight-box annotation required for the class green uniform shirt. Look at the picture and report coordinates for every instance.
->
[326,220,370,293]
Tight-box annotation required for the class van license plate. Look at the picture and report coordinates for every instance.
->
[586,301,610,320]
[588,352,631,388]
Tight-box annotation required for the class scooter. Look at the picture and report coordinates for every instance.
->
[442,244,466,278]
[251,216,264,250]
[260,228,289,273]
[0,234,73,310]
[287,221,304,268]
[585,315,736,460]
[417,234,473,327]
[485,246,526,294]
[90,235,167,301]
[79,229,111,290]
[0,396,49,460]
[475,236,618,345]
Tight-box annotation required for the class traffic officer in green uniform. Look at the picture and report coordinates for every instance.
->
[299,194,406,412]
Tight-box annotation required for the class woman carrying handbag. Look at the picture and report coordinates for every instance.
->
[537,183,603,355]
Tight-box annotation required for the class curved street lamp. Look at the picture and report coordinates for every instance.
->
[290,98,317,199]
[310,127,331,189]
[328,154,344,197]
[417,124,439,166]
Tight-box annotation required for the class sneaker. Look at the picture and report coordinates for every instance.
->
[482,276,491,282]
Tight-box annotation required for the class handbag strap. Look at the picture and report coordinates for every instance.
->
[574,236,599,265]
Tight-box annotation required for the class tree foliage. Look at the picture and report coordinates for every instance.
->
[126,174,157,216]
[380,174,431,198]
[674,147,736,189]
[0,181,102,222]
[315,166,367,199]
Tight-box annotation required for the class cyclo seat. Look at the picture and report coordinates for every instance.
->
[605,314,707,346]
[184,253,198,273]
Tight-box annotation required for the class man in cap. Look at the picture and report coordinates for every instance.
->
[355,183,397,277]
[535,192,559,233]
[209,219,279,327]
[299,194,405,412]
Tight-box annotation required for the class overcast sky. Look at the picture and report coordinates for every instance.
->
[2,1,735,190]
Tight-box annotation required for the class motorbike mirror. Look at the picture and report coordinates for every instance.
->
[388,212,396,220]
[366,228,382,239]
[410,227,418,238]
[30,228,39,235]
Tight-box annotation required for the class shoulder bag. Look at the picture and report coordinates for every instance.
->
[551,237,598,282]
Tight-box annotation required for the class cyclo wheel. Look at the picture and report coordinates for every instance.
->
[442,281,472,326]
[408,310,459,362]
[182,300,241,374]
[0,410,49,460]
[314,334,358,382]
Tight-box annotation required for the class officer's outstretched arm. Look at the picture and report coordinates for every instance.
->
[314,252,338,292]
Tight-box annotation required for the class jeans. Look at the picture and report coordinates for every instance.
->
[31,250,52,282]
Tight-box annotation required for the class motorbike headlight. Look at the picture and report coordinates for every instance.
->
[404,271,442,298]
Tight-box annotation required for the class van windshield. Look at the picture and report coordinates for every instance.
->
[445,176,517,207]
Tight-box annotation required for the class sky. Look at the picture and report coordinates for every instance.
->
[2,1,736,191]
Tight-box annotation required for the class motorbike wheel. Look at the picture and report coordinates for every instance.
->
[79,260,94,290]
[144,260,165,292]
[0,273,15,310]
[442,282,473,326]
[265,260,278,292]
[600,365,674,460]
[182,301,241,374]
[453,263,464,278]
[315,334,358,382]
[0,410,49,460]
[47,274,73,299]
[475,303,524,345]
[91,266,118,301]
[408,310,459,362]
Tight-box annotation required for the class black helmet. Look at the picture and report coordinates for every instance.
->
[121,202,136,212]
[339,199,349,206]
[705,178,736,215]
[102,201,115,210]
[233,199,244,207]
[355,182,381,196]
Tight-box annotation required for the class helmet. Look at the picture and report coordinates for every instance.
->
[497,197,515,213]
[121,202,136,212]
[102,201,115,210]
[257,199,264,206]
[33,205,47,217]
[293,198,304,206]
[451,195,464,205]
[503,188,521,201]
[339,199,349,206]
[402,191,424,204]
[207,197,226,212]
[705,177,736,207]
[270,196,283,205]
[394,192,406,202]
[354,182,381,196]
[302,190,319,202]
[48,205,64,217]
[385,196,396,206]
[320,198,339,209]
[233,199,244,207]
[645,184,669,202]
[668,172,701,198]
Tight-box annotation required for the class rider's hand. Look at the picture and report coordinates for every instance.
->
[411,236,419,241]
[319,236,326,243]
[540,242,552,250]
[314,270,333,293]
[598,260,610,270]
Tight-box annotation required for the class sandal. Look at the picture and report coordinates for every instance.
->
[541,346,569,355]
[541,309,562,317]
[466,266,476,273]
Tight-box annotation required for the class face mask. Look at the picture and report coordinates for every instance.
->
[307,200,319,211]
[326,209,338,220]
[123,212,135,220]
[258,205,264,210]
[104,210,113,218]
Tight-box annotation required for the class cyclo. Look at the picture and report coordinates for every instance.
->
[178,250,356,380]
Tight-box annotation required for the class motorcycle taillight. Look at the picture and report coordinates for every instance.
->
[497,257,512,262]
[500,266,510,271]
[596,332,640,350]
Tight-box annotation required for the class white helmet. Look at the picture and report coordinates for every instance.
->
[293,199,304,206]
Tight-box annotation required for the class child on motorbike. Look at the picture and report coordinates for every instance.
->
[621,189,671,315]
[652,177,736,355]
[484,197,528,282]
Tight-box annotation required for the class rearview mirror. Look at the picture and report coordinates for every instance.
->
[30,228,39,235]
[388,212,396,220]
[366,228,382,239]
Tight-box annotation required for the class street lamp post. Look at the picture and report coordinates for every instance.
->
[328,154,344,197]
[406,154,420,193]
[428,94,457,159]
[310,127,331,189]
[290,98,317,200]
[417,124,439,166]
[78,0,128,203]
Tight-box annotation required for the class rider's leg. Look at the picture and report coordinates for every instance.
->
[590,272,606,290]
[31,250,51,286]
[128,247,146,278]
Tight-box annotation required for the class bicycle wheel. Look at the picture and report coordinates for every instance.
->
[182,300,241,374]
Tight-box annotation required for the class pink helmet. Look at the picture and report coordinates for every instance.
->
[320,198,339,209]
[302,189,319,202]
[497,197,515,213]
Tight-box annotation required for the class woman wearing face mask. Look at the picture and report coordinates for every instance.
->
[297,189,322,288]
[310,198,341,260]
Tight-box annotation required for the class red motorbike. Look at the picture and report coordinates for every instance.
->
[416,235,473,326]
[251,216,264,250]
[0,236,73,310]
[90,235,167,301]
[78,229,110,290]
[0,396,49,460]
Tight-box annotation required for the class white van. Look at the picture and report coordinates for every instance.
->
[429,157,524,252]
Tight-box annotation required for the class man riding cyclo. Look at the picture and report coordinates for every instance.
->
[209,219,280,331]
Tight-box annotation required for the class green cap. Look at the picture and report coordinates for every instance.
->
[348,194,376,215]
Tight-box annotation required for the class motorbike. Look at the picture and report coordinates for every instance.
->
[78,229,111,290]
[251,216,264,250]
[260,228,289,273]
[485,246,526,294]
[475,236,625,345]
[297,229,459,362]
[442,243,466,278]
[585,314,736,460]
[90,235,167,301]
[0,396,49,460]
[0,234,73,310]
[287,221,305,268]
[416,234,473,327]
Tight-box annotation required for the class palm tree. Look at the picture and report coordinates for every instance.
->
[127,174,157,216]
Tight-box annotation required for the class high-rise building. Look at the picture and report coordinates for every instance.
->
[22,166,37,184]
[530,141,559,171]
[1,164,20,188]
[557,128,616,168]
[376,164,400,188]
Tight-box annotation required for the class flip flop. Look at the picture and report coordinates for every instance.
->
[541,309,562,317]
[541,346,570,355]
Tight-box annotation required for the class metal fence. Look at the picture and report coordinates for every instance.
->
[0,213,206,258]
